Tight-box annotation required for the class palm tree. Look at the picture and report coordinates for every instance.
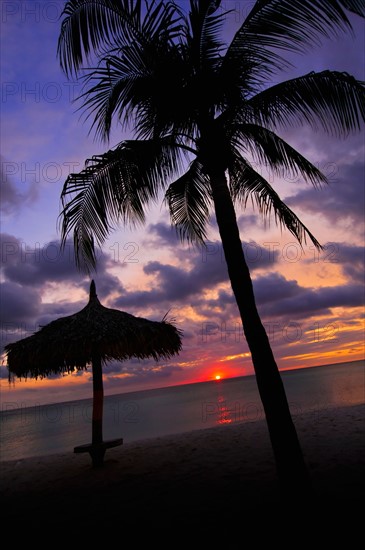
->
[57,0,365,499]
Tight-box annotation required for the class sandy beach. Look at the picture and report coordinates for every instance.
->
[1,403,364,537]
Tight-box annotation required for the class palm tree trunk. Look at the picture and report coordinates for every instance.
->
[209,171,310,499]
[91,353,105,467]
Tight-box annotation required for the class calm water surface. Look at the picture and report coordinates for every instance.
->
[0,360,363,461]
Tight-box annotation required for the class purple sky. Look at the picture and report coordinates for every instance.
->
[1,1,364,407]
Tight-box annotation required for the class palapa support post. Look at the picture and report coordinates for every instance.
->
[73,284,123,467]
[90,283,105,465]
[90,353,105,467]
[74,353,123,467]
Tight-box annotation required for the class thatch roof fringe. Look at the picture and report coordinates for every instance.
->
[5,281,182,380]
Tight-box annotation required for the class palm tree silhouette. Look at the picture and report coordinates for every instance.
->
[57,0,365,499]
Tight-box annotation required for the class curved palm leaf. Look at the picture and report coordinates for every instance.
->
[164,159,212,243]
[242,0,355,48]
[78,54,137,141]
[224,0,362,74]
[58,0,182,76]
[185,0,226,67]
[247,70,365,136]
[77,0,229,141]
[233,123,328,186]
[339,0,365,16]
[60,137,185,271]
[58,0,138,76]
[182,1,237,117]
[78,40,192,141]
[221,0,365,96]
[229,152,322,249]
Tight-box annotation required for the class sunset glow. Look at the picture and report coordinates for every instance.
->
[0,1,364,407]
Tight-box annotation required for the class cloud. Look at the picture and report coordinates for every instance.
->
[0,233,120,291]
[113,238,280,310]
[104,361,183,379]
[254,273,302,305]
[254,274,363,319]
[301,241,364,283]
[148,222,181,248]
[193,268,364,324]
[0,281,43,353]
[0,233,123,349]
[335,243,365,284]
[1,236,80,285]
[237,213,260,233]
[286,161,365,226]
[0,156,38,215]
[0,281,42,325]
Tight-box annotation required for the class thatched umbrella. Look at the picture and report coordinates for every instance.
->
[5,280,182,466]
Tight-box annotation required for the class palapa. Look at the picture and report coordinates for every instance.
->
[5,280,182,466]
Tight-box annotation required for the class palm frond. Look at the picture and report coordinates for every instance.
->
[232,0,356,54]
[338,0,365,16]
[164,159,212,243]
[142,0,182,39]
[58,0,182,77]
[79,39,192,141]
[229,153,322,249]
[247,71,365,136]
[59,138,185,271]
[187,0,227,68]
[78,50,153,141]
[58,0,135,76]
[222,0,363,90]
[233,123,327,187]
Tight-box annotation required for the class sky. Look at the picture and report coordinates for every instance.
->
[1,0,364,408]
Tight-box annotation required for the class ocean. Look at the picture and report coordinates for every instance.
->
[0,359,364,462]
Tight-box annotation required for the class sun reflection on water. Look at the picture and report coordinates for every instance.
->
[215,379,233,425]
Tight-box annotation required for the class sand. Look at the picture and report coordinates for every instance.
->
[1,403,364,537]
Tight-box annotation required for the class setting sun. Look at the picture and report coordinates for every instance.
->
[215,375,221,380]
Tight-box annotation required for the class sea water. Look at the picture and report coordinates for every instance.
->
[0,360,364,461]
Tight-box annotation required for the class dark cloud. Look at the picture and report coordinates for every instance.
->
[0,233,20,266]
[335,243,365,284]
[114,239,280,310]
[286,161,365,226]
[144,258,228,300]
[0,233,122,351]
[0,281,43,352]
[254,273,302,305]
[0,281,41,324]
[193,269,364,323]
[0,233,121,294]
[255,275,363,319]
[148,222,181,248]
[1,233,80,284]
[1,156,38,214]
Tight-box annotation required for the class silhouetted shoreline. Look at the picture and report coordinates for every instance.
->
[1,403,364,535]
